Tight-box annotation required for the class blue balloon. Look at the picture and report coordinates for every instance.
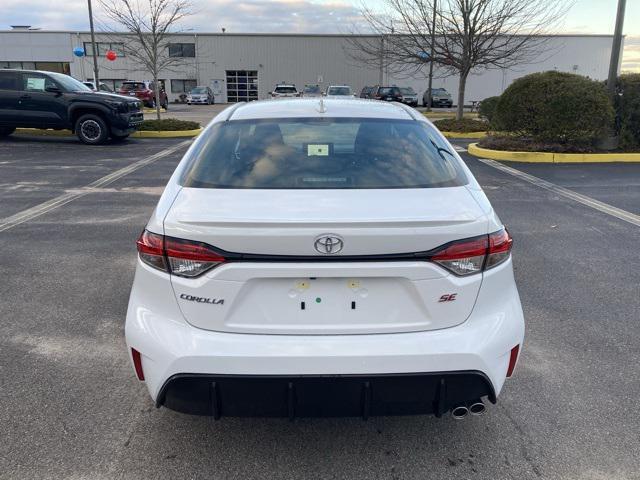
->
[73,47,85,57]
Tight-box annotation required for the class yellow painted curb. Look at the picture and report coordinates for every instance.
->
[442,131,487,139]
[131,128,202,138]
[467,143,640,163]
[15,128,73,137]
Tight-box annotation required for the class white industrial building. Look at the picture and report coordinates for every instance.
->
[0,28,623,104]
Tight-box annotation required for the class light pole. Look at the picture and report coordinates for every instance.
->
[426,0,437,110]
[87,0,100,86]
[607,0,626,97]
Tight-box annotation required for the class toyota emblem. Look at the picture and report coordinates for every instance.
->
[314,235,344,254]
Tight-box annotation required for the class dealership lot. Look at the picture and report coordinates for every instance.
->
[1,136,639,479]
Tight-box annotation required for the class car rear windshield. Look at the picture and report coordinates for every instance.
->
[121,82,145,91]
[180,118,467,189]
[379,87,400,95]
[400,87,415,95]
[328,87,351,95]
[275,86,296,93]
[304,85,321,94]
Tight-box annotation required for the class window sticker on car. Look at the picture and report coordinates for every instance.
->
[307,144,330,156]
[26,77,45,91]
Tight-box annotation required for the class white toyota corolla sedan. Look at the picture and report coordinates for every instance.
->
[126,98,524,420]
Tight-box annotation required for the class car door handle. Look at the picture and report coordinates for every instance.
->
[19,94,31,100]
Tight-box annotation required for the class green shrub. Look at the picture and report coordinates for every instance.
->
[492,71,614,145]
[616,74,640,149]
[432,118,489,133]
[139,119,200,131]
[478,96,500,123]
[479,134,597,153]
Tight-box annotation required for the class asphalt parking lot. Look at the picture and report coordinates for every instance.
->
[1,134,639,479]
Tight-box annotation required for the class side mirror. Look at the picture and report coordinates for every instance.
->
[45,86,62,94]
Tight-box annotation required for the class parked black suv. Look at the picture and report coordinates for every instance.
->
[0,69,143,144]
[370,86,404,102]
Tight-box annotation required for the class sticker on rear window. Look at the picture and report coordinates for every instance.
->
[307,144,329,156]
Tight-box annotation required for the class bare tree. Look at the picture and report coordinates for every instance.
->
[347,0,570,119]
[99,0,192,119]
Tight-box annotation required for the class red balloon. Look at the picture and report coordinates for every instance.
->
[106,50,117,61]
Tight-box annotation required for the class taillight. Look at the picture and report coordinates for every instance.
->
[486,228,513,269]
[430,228,512,276]
[136,230,225,278]
[136,230,166,271]
[431,235,488,276]
[164,236,225,277]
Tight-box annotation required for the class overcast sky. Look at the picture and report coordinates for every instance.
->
[3,0,639,71]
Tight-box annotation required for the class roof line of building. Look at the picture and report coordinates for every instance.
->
[0,30,620,38]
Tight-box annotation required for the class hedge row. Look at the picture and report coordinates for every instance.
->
[616,74,640,149]
[139,119,201,131]
[478,71,640,150]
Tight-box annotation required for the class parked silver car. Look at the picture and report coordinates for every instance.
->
[325,85,354,97]
[187,86,214,105]
[399,87,418,107]
[423,87,453,108]
[301,84,322,97]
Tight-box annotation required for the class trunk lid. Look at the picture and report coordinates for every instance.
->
[165,187,488,334]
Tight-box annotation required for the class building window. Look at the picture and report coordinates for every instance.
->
[1,61,69,74]
[171,79,197,93]
[83,42,125,57]
[168,43,195,57]
[226,70,258,103]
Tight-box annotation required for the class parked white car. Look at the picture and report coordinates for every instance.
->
[269,83,299,99]
[127,98,524,420]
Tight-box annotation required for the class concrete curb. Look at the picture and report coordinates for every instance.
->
[468,143,640,163]
[442,131,487,139]
[131,128,203,138]
[14,127,202,139]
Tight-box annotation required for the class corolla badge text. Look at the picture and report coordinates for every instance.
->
[180,293,224,305]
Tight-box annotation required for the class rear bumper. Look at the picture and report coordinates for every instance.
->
[157,371,495,418]
[125,259,524,417]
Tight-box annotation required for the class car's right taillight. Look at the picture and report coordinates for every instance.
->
[430,228,512,276]
[486,228,513,269]
[136,230,225,278]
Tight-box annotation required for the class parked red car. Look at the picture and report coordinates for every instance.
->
[118,81,168,109]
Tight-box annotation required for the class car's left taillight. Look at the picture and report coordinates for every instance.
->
[430,228,513,276]
[136,230,225,278]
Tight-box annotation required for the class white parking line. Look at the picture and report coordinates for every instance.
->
[477,158,640,227]
[0,140,191,233]
[452,144,467,152]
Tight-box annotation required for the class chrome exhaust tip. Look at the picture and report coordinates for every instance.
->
[469,401,486,416]
[451,405,469,420]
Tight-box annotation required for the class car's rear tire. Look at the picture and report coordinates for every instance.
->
[76,114,109,145]
[0,127,16,137]
[162,98,168,110]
